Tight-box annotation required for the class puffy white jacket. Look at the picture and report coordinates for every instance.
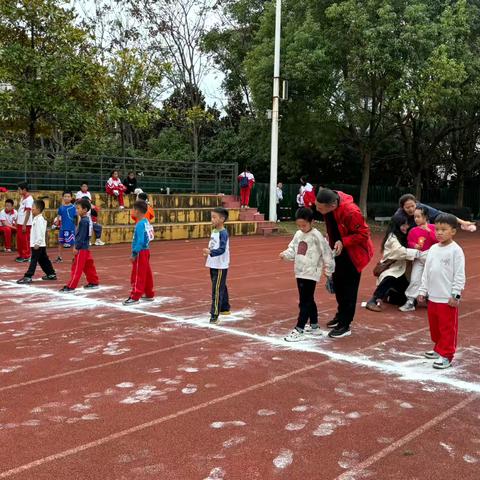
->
[281,228,335,282]
[377,234,418,283]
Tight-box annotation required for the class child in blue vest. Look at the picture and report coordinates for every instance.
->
[203,207,230,324]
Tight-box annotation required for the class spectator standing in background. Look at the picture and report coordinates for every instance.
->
[276,182,283,222]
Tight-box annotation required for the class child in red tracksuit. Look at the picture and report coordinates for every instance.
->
[418,213,466,370]
[106,170,127,209]
[60,198,99,292]
[123,201,155,305]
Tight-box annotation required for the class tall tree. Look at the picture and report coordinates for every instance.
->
[0,0,103,153]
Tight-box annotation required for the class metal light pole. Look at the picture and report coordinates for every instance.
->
[268,0,282,222]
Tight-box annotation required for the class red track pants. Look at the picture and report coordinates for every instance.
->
[0,226,15,250]
[16,225,31,259]
[67,250,99,289]
[106,187,125,207]
[130,250,154,300]
[240,187,252,207]
[427,301,459,361]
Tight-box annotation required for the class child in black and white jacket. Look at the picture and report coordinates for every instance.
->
[280,207,335,342]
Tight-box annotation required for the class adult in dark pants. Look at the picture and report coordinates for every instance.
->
[315,189,374,338]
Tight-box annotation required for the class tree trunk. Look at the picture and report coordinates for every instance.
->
[359,150,371,218]
[28,107,36,156]
[120,120,126,171]
[414,170,422,200]
[456,172,464,207]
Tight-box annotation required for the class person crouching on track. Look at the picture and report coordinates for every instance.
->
[280,207,335,342]
[123,201,155,305]
[17,200,56,284]
[60,198,99,292]
[203,207,230,324]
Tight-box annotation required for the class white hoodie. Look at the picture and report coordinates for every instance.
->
[282,228,335,282]
[30,214,47,248]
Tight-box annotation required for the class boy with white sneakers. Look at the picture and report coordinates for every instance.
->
[418,213,466,369]
[280,207,335,342]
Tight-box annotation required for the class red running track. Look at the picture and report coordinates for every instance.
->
[0,233,479,479]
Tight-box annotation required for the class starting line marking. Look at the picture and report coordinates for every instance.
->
[1,280,480,395]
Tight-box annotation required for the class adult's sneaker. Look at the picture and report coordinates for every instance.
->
[84,283,99,289]
[304,325,325,337]
[424,351,439,360]
[399,301,415,312]
[17,277,32,284]
[42,274,57,281]
[59,286,75,293]
[95,239,106,246]
[366,301,382,312]
[433,356,452,369]
[326,317,339,329]
[123,297,139,306]
[284,329,305,342]
[328,326,352,338]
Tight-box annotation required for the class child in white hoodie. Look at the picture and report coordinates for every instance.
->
[17,200,56,284]
[280,207,335,342]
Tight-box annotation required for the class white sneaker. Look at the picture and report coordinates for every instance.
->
[433,356,452,369]
[119,206,125,210]
[304,325,325,337]
[95,239,105,246]
[284,329,305,342]
[399,301,415,312]
[424,351,440,360]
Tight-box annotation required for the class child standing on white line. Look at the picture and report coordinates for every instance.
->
[280,207,335,342]
[418,213,466,369]
[203,207,230,324]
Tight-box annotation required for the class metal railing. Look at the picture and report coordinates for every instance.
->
[0,150,239,194]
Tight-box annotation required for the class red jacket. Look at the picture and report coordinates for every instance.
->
[326,191,374,272]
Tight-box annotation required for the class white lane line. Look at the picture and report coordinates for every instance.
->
[335,393,478,480]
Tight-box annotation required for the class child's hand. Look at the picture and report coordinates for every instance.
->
[203,248,210,258]
[333,240,343,255]
[22,225,27,233]
[33,245,39,250]
[72,247,77,255]
[448,297,459,308]
[279,252,286,260]
[417,295,426,304]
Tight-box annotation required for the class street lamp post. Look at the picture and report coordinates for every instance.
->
[268,0,281,222]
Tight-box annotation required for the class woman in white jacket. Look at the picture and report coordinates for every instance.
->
[280,207,335,341]
[366,214,419,312]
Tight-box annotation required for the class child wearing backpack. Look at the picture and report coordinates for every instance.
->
[238,167,255,208]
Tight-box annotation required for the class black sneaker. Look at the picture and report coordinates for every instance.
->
[328,326,352,338]
[210,316,219,324]
[17,277,32,284]
[84,283,99,289]
[59,286,75,293]
[42,274,57,281]
[54,256,63,263]
[327,317,339,329]
[123,297,139,306]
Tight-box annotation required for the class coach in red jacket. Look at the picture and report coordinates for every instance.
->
[315,188,374,338]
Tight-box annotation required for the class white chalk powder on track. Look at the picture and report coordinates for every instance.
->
[2,280,480,394]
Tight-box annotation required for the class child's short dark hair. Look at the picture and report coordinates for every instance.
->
[77,198,91,212]
[316,188,338,205]
[18,182,29,191]
[399,193,417,207]
[133,200,148,214]
[435,213,458,229]
[63,190,72,196]
[296,207,314,222]
[213,207,229,221]
[34,199,45,212]
[5,198,14,206]
[81,182,88,186]
[415,205,429,218]
[111,169,119,176]
[137,192,148,201]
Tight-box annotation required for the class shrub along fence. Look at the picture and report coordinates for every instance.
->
[250,183,480,221]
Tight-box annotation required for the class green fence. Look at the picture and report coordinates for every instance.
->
[249,183,480,220]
